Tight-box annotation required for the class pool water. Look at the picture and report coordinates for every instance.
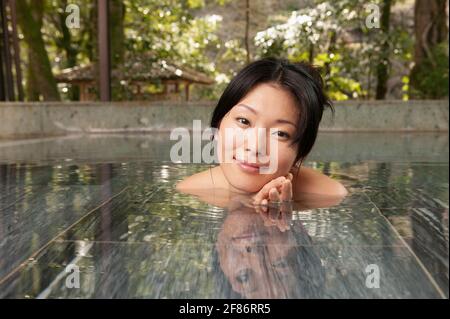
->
[0,133,448,298]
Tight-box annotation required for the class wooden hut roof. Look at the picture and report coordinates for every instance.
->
[56,58,215,85]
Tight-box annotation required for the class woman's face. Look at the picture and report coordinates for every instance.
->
[216,209,297,298]
[217,83,299,193]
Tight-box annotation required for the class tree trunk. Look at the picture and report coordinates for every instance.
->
[110,0,125,100]
[110,0,125,67]
[244,0,250,64]
[308,43,314,64]
[89,0,98,99]
[87,1,97,63]
[413,0,448,66]
[375,0,392,100]
[16,0,60,101]
[25,50,40,100]
[59,0,79,100]
[410,0,448,98]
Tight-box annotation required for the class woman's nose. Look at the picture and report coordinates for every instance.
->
[243,127,268,156]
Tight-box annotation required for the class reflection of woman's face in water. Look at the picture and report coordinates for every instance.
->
[215,205,325,299]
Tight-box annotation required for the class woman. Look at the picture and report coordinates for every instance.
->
[213,199,326,298]
[177,58,348,205]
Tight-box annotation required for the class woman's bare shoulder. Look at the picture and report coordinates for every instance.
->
[176,169,214,192]
[175,168,232,207]
[293,166,348,197]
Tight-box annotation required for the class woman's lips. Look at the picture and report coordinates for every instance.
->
[232,230,268,242]
[233,156,262,173]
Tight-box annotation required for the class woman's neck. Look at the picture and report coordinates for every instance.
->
[211,165,255,195]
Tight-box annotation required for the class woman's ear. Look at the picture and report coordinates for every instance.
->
[291,158,303,180]
[295,158,303,168]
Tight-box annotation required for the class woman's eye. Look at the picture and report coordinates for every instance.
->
[272,258,289,269]
[235,268,253,284]
[273,131,290,139]
[236,117,250,126]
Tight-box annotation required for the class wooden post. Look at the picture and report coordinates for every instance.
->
[79,82,86,101]
[98,0,111,101]
[185,82,190,101]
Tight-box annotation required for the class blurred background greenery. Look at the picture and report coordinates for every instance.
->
[3,0,449,102]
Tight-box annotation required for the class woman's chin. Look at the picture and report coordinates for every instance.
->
[229,180,266,194]
[220,164,279,194]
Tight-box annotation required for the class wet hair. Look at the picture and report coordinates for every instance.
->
[210,57,333,164]
[211,222,326,298]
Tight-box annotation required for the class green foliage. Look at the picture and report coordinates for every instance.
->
[253,2,369,100]
[116,0,232,100]
[253,0,415,100]
[410,42,449,99]
[22,0,447,101]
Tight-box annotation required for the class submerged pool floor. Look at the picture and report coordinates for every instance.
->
[0,133,448,298]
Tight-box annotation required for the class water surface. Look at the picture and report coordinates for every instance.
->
[0,132,447,298]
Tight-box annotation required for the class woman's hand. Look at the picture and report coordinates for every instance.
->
[256,201,293,232]
[252,173,293,206]
[252,173,294,232]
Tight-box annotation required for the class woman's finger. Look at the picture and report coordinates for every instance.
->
[254,203,262,215]
[269,187,280,203]
[280,201,293,230]
[279,205,292,232]
[277,215,288,232]
[259,206,274,226]
[261,199,268,213]
[280,180,292,201]
[267,188,280,223]
[253,176,286,204]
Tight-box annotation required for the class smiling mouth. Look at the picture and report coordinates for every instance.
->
[233,156,266,173]
[232,229,269,242]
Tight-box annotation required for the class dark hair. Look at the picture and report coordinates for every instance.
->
[211,221,326,298]
[210,57,333,163]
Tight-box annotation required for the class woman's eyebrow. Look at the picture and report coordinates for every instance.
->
[236,103,258,114]
[237,103,297,128]
[276,119,297,128]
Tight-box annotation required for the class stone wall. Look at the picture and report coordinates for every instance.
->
[0,100,448,138]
